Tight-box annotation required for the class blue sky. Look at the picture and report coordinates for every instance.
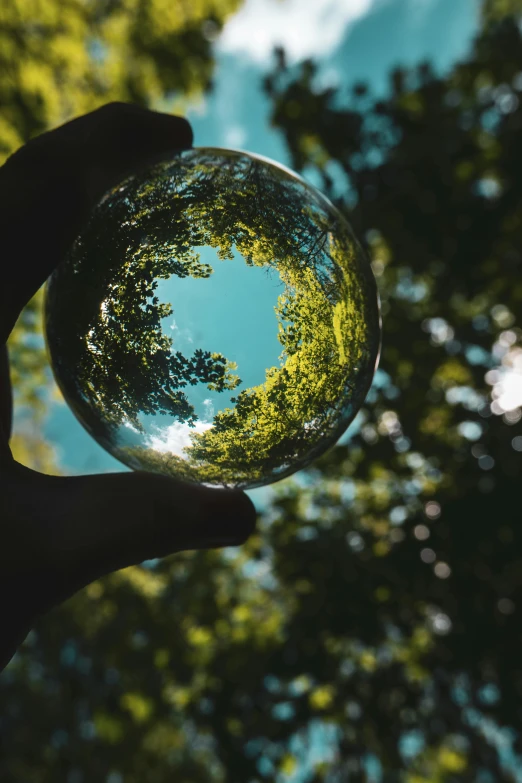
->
[41,0,481,512]
[34,3,500,779]
[115,244,284,460]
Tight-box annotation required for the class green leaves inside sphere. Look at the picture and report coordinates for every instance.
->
[45,148,380,488]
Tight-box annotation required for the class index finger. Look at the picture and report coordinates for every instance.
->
[0,102,193,344]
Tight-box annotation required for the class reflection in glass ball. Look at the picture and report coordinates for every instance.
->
[45,148,380,489]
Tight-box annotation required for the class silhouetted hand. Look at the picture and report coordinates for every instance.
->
[0,103,256,672]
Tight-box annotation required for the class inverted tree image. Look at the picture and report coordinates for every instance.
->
[46,149,379,487]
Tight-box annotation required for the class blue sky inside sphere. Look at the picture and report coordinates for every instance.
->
[119,246,284,458]
[42,0,480,496]
[156,245,283,419]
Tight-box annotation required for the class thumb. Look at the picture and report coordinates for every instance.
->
[55,470,257,573]
[4,462,256,601]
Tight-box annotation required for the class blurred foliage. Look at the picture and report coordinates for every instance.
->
[0,0,241,158]
[481,0,522,24]
[1,0,242,472]
[2,1,522,783]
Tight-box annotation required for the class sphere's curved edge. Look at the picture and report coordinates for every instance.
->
[193,145,384,430]
[193,146,306,183]
[44,145,383,492]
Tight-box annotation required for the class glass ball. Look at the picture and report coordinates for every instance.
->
[45,147,380,489]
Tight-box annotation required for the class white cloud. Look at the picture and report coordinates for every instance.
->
[203,398,215,419]
[495,370,522,413]
[489,347,522,415]
[486,336,522,416]
[217,0,379,64]
[122,420,140,433]
[224,124,248,149]
[145,418,213,458]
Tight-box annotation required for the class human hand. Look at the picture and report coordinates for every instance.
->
[0,103,256,672]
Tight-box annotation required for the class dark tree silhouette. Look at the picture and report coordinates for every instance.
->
[3,3,522,782]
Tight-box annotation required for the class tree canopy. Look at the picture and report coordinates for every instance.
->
[2,1,522,781]
[2,0,243,471]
